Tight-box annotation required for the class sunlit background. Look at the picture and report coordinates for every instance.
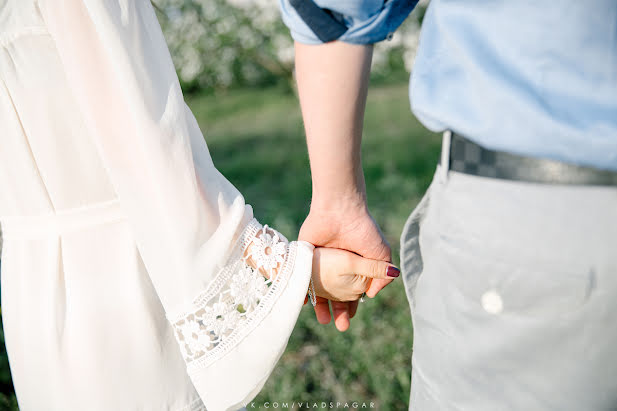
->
[0,1,440,409]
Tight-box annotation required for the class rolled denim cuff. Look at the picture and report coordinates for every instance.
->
[279,0,418,45]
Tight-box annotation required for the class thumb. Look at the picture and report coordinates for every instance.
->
[348,254,400,280]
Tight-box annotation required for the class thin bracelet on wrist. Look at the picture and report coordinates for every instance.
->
[307,277,317,306]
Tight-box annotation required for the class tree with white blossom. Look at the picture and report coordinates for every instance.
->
[154,0,429,92]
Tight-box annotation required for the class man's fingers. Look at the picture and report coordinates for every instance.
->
[313,298,354,331]
[331,301,350,332]
[313,297,331,324]
[348,299,359,318]
[349,253,400,280]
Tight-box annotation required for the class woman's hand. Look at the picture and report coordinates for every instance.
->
[311,246,399,303]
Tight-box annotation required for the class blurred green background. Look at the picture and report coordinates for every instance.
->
[0,1,439,409]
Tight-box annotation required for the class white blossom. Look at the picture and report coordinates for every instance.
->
[154,0,428,90]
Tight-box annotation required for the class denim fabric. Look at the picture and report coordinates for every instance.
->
[280,0,417,45]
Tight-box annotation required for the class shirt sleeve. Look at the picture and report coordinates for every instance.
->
[279,0,418,45]
[39,1,313,409]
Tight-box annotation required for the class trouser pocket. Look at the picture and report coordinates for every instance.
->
[399,169,440,313]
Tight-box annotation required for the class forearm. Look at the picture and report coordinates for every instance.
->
[294,41,373,212]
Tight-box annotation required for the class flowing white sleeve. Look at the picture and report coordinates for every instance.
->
[39,1,313,409]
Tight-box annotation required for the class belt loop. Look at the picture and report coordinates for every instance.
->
[439,130,452,183]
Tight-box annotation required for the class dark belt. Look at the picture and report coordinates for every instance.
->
[444,132,617,186]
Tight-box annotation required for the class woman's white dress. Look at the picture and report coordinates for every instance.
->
[0,1,313,410]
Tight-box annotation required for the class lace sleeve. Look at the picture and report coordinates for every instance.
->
[168,220,296,369]
[41,2,314,409]
[167,220,314,409]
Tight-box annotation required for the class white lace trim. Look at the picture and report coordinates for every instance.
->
[168,218,297,372]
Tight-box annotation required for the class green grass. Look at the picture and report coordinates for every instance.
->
[0,81,440,410]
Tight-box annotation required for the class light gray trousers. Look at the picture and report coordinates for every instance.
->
[400,139,617,410]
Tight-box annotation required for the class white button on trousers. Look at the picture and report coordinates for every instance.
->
[401,165,617,411]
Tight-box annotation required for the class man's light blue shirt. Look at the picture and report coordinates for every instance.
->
[280,0,617,171]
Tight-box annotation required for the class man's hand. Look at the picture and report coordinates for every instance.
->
[294,41,391,331]
[300,204,394,331]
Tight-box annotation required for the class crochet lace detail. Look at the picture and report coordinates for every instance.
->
[168,219,296,372]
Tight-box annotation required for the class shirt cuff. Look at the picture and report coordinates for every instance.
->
[279,0,418,45]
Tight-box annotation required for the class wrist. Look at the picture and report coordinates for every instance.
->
[307,197,371,231]
[310,175,368,214]
[309,191,368,217]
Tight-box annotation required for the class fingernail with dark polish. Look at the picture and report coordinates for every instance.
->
[387,266,400,277]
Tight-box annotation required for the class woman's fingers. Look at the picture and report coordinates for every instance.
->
[311,247,399,302]
[309,247,400,332]
[348,252,400,280]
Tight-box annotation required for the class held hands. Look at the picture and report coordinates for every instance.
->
[243,223,397,333]
[301,206,393,297]
[300,202,396,332]
[310,246,400,302]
